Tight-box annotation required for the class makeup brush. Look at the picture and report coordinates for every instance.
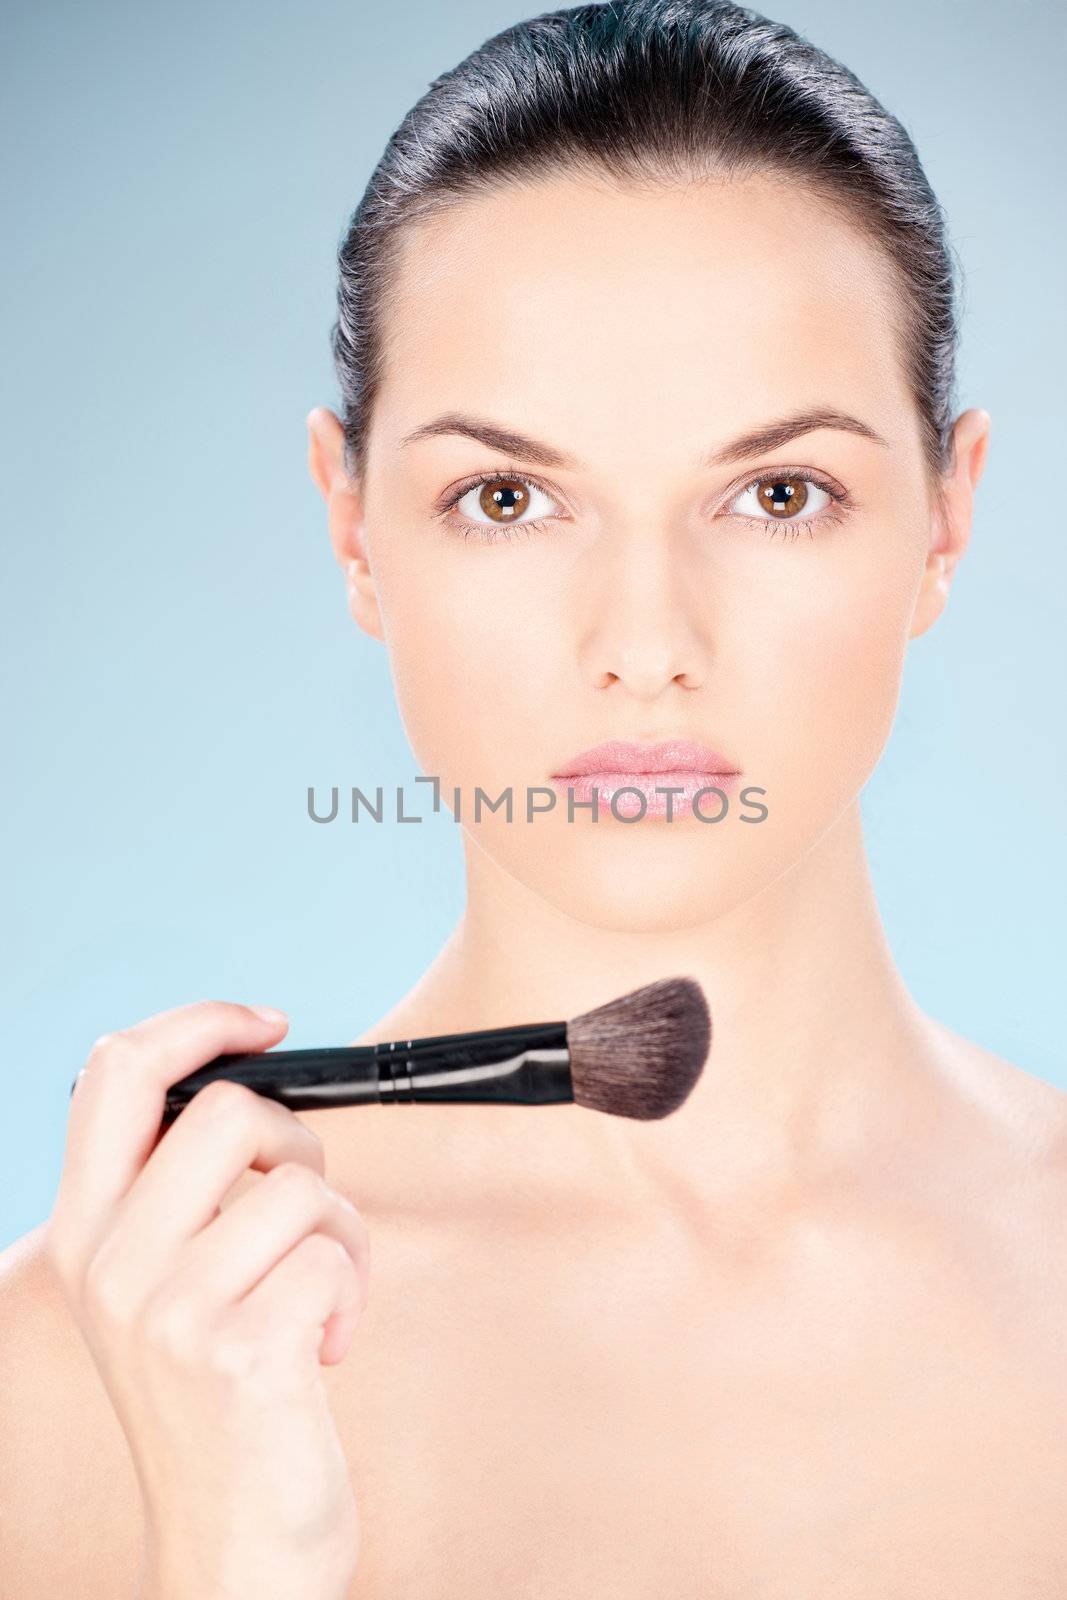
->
[140,976,710,1126]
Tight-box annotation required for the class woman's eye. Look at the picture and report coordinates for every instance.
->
[453,475,558,527]
[728,476,832,521]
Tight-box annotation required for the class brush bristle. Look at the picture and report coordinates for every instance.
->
[566,977,710,1120]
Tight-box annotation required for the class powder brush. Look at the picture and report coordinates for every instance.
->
[147,976,711,1126]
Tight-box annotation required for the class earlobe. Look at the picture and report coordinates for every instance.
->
[337,509,386,644]
[306,406,386,643]
[908,485,956,640]
[908,408,991,641]
[345,558,386,642]
[909,550,949,639]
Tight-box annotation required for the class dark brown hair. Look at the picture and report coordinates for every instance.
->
[330,0,959,485]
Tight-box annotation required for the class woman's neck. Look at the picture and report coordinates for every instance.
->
[353,800,947,1205]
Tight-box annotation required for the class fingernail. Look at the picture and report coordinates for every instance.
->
[250,1005,288,1023]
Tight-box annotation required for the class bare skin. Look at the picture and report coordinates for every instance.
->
[2,1030,1065,1597]
[2,172,1065,1595]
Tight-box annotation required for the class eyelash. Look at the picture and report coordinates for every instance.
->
[436,463,853,544]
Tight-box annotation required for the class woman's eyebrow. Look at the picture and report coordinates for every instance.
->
[706,408,888,465]
[399,412,575,467]
[398,407,888,470]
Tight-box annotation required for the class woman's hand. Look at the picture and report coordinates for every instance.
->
[45,1000,370,1600]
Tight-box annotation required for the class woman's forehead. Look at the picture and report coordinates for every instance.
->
[378,173,912,458]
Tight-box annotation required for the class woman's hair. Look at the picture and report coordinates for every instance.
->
[330,0,959,486]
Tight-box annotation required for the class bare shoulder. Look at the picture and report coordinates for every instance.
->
[0,1223,144,1596]
[924,1018,1067,1292]
[928,1018,1067,1168]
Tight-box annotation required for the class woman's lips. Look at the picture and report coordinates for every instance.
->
[549,740,742,820]
[551,769,741,819]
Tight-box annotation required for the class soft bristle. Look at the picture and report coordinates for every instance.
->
[566,977,711,1120]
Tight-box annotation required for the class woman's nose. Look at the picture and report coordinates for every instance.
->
[575,527,709,698]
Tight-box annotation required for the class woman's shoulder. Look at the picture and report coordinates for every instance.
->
[927,1018,1067,1166]
[0,1224,144,1596]
[922,1021,1067,1289]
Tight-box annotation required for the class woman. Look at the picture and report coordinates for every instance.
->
[3,2,1064,1596]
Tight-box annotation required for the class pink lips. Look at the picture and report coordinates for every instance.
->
[549,739,741,820]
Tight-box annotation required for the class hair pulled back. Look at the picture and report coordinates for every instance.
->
[331,0,959,484]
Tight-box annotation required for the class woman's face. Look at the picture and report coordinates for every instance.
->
[322,172,979,932]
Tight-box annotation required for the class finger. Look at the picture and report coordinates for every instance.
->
[172,1160,370,1316]
[53,1001,289,1268]
[229,1231,365,1370]
[97,1080,327,1283]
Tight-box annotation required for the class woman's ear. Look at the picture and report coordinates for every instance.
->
[909,407,991,640]
[306,407,385,642]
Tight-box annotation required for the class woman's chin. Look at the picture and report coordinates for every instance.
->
[486,823,776,934]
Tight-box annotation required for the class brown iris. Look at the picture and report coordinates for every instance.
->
[477,477,531,522]
[756,478,809,518]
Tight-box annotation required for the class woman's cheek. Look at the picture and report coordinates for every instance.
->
[380,562,537,790]
[762,558,916,816]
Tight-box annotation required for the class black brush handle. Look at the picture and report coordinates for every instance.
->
[153,1019,572,1122]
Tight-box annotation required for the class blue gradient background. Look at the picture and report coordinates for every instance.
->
[2,1,1064,1249]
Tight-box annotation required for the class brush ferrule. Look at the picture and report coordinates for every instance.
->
[374,1022,572,1106]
